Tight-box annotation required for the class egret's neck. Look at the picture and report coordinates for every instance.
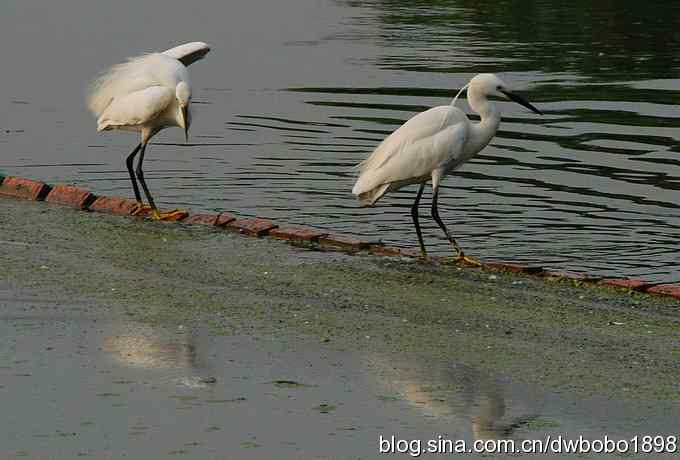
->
[465,94,501,155]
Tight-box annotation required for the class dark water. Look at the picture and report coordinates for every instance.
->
[1,0,679,281]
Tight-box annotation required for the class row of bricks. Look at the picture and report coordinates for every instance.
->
[0,176,373,247]
[1,175,679,299]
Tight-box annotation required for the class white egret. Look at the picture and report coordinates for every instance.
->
[88,42,211,220]
[352,73,542,264]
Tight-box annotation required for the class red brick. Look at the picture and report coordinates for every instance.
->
[484,261,544,275]
[269,225,327,242]
[600,279,653,291]
[90,196,139,215]
[369,244,404,257]
[645,284,680,299]
[183,213,236,226]
[227,218,277,236]
[0,176,51,201]
[183,213,221,225]
[214,213,236,227]
[45,184,96,209]
[318,234,370,251]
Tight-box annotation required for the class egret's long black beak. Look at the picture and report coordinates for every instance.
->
[500,90,542,115]
[181,106,189,143]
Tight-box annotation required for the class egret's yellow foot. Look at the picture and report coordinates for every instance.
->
[151,209,189,221]
[454,253,482,267]
[131,203,153,216]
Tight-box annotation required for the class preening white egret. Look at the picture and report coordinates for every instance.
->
[352,73,542,264]
[88,42,211,220]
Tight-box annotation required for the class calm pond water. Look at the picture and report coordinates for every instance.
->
[1,0,679,282]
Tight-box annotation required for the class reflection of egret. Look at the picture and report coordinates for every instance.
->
[471,393,538,441]
[103,325,196,370]
[103,324,218,390]
[366,353,540,441]
[457,364,541,440]
[471,393,506,440]
[352,74,542,263]
[88,42,210,220]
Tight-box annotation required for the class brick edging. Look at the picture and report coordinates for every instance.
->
[1,176,678,300]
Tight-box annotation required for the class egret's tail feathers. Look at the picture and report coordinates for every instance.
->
[96,119,119,132]
[353,157,372,172]
[354,183,389,206]
[354,140,393,174]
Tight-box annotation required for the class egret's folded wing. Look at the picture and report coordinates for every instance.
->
[162,42,211,67]
[358,124,467,192]
[352,106,467,195]
[96,86,174,131]
[356,106,465,173]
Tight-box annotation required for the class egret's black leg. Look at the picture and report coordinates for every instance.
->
[134,143,188,221]
[135,143,158,213]
[430,185,463,256]
[411,183,427,257]
[430,185,482,267]
[125,143,143,203]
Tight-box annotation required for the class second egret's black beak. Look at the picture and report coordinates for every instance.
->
[500,90,542,115]
[181,106,189,143]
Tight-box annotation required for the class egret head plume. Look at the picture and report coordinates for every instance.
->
[451,83,469,106]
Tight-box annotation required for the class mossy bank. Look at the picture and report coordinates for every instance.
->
[1,197,678,400]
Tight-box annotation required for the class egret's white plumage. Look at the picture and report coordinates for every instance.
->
[88,53,189,133]
[87,42,210,220]
[161,41,211,67]
[353,105,469,205]
[352,73,542,261]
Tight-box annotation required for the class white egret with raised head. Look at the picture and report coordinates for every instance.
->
[352,73,542,264]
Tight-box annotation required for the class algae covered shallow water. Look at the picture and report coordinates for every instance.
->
[0,197,679,459]
[2,0,680,281]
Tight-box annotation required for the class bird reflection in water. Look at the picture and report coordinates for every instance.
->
[102,323,213,389]
[366,354,540,441]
